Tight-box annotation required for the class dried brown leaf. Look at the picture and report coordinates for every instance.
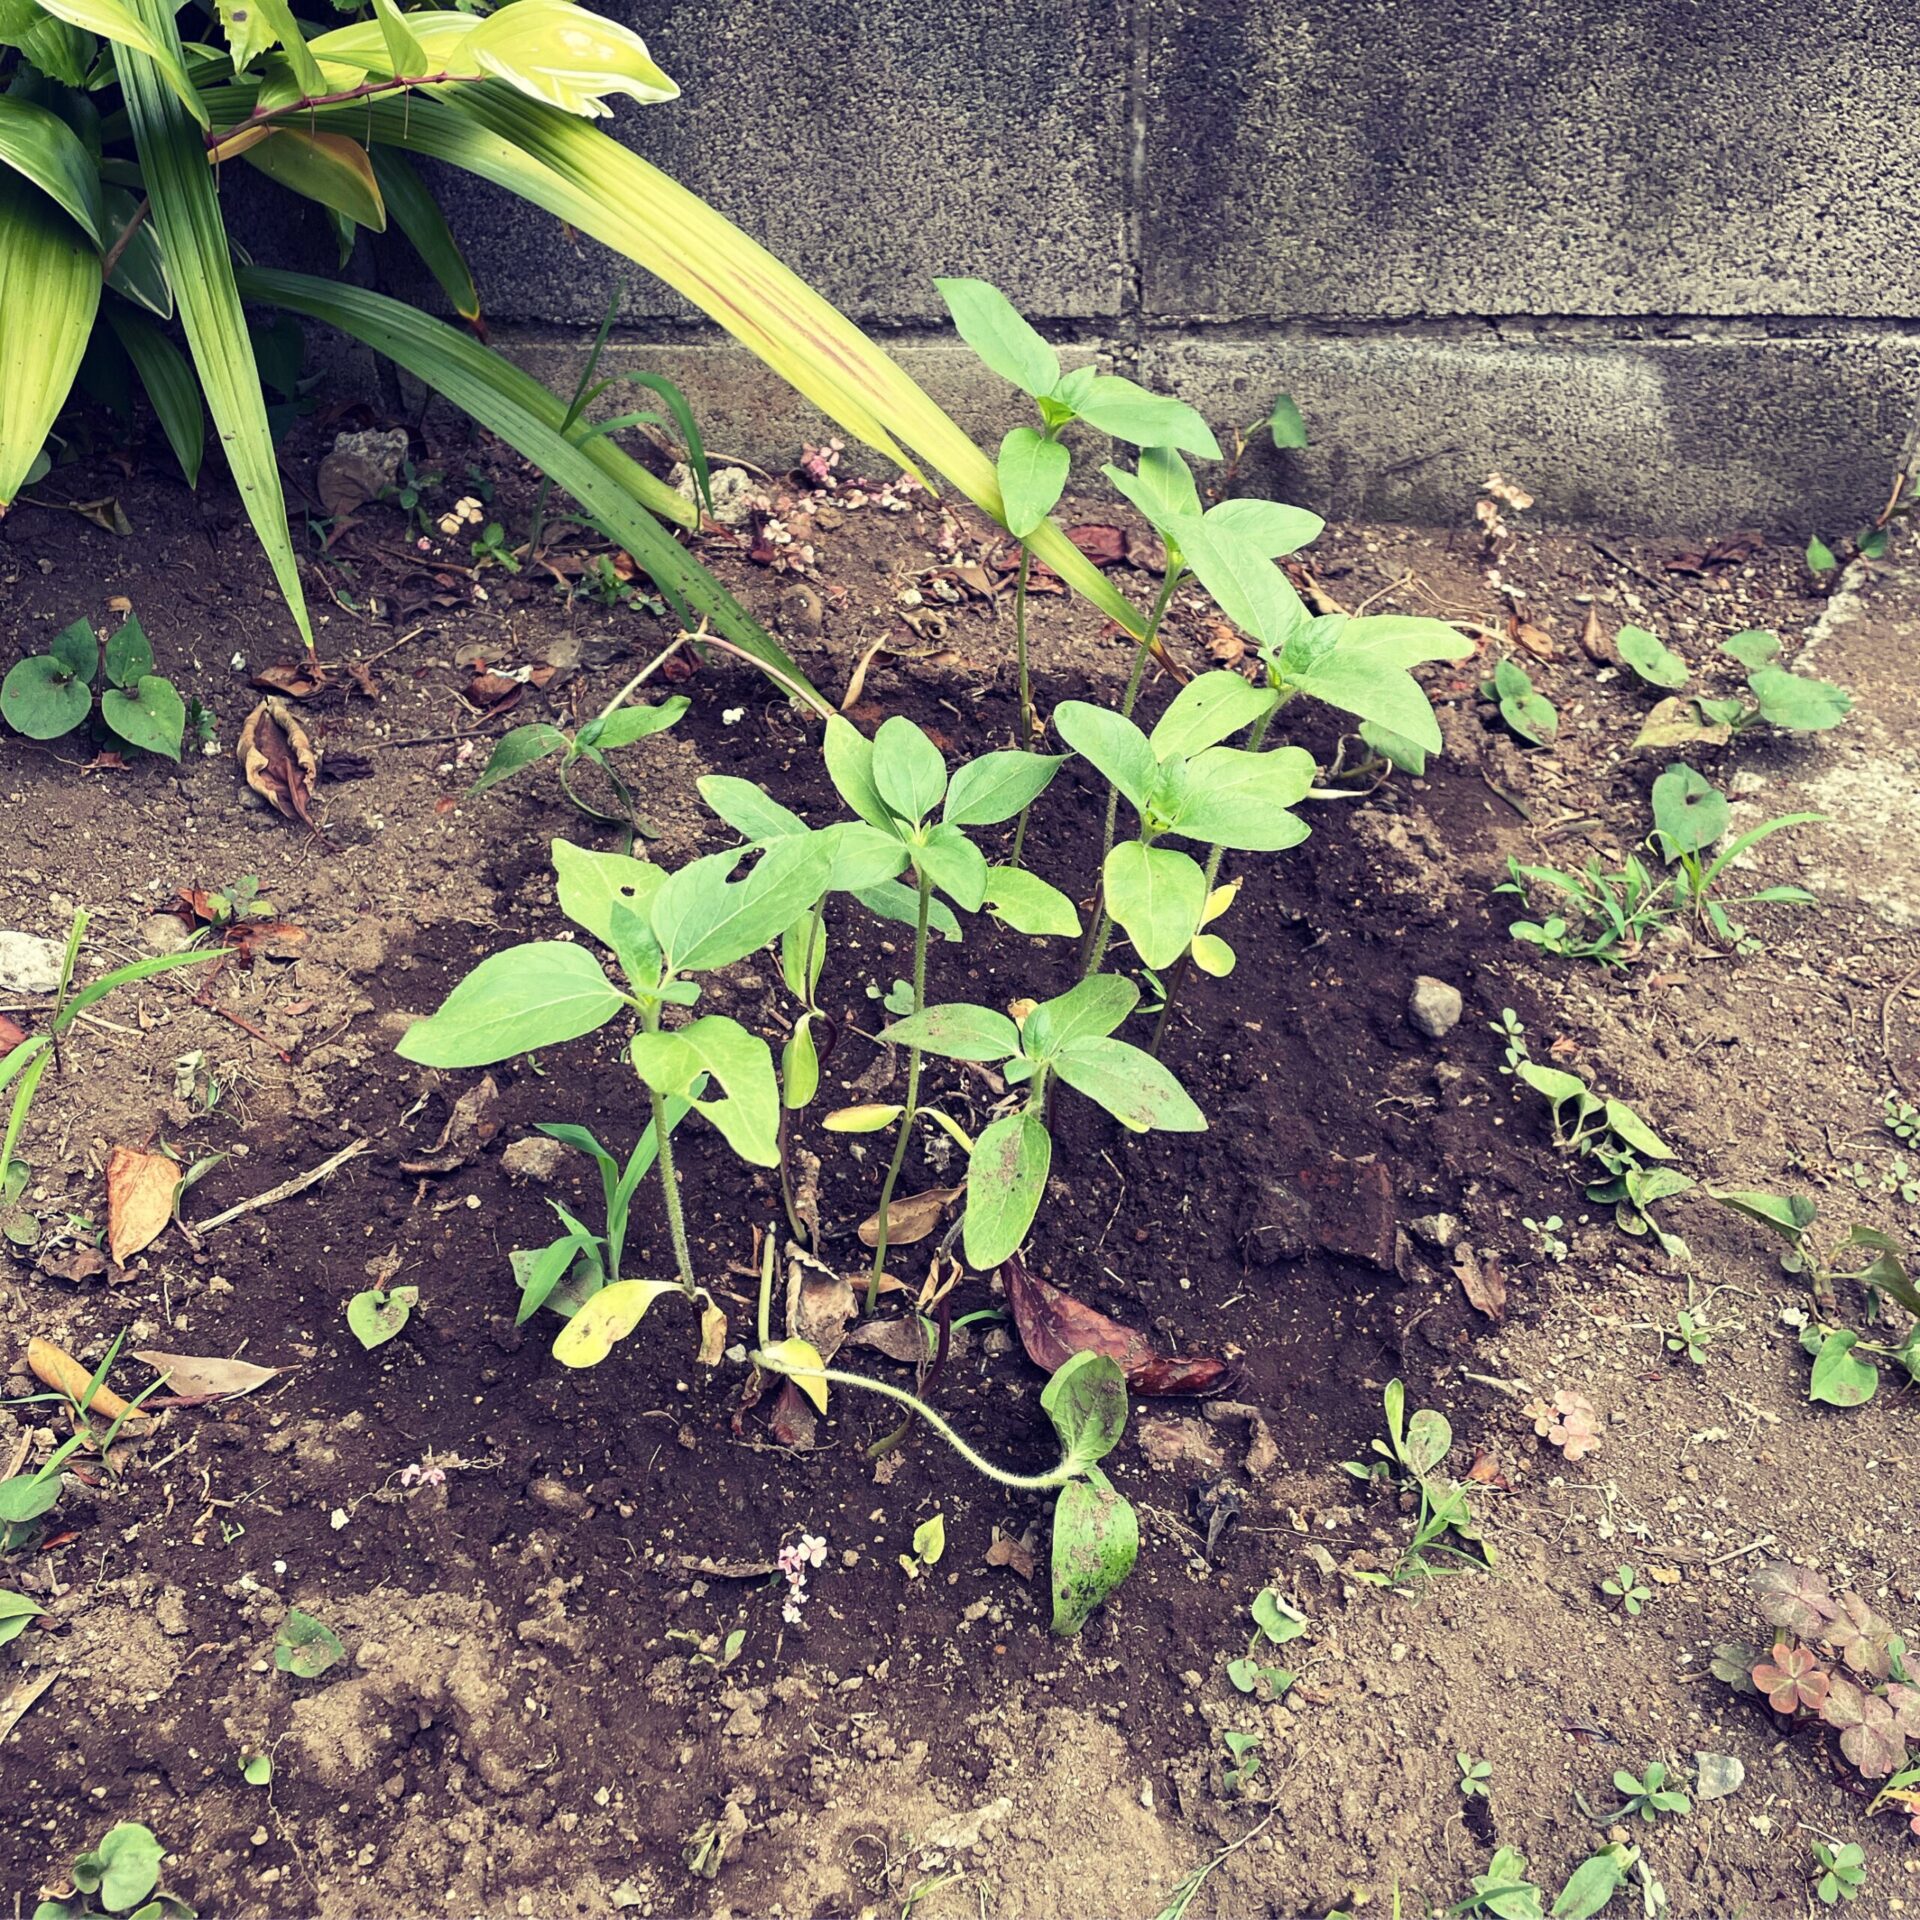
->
[1004,1255,1231,1396]
[1453,1244,1507,1321]
[106,1146,181,1265]
[400,1076,502,1174]
[1577,604,1616,664]
[984,1531,1035,1581]
[856,1184,962,1249]
[131,1349,279,1400]
[237,698,321,830]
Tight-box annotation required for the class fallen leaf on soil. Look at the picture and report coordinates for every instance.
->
[106,1145,181,1265]
[1648,1565,1684,1586]
[237,699,321,830]
[162,891,306,964]
[1464,1446,1512,1489]
[0,1015,26,1063]
[400,1076,502,1174]
[673,1554,779,1579]
[1453,1244,1506,1321]
[1004,1255,1232,1396]
[81,752,127,774]
[27,1336,151,1427]
[856,1184,962,1248]
[1577,603,1616,664]
[1507,612,1556,661]
[984,1531,1035,1581]
[130,1349,279,1400]
[320,749,374,782]
[251,660,332,699]
[844,1316,936,1366]
[768,1380,817,1449]
[787,1254,855,1366]
[36,1245,107,1284]
[1205,620,1246,665]
[1065,524,1127,567]
[0,1670,56,1744]
[697,1304,727,1368]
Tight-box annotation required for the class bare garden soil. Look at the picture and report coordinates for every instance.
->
[1,427,1917,1919]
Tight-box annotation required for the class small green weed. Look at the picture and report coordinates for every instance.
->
[33,1819,194,1919]
[2,613,190,760]
[1600,1565,1652,1615]
[1812,1840,1867,1905]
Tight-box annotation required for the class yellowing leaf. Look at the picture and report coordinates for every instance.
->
[468,0,678,118]
[1200,876,1242,927]
[105,1145,181,1264]
[552,1278,680,1368]
[1648,1566,1684,1586]
[823,1103,904,1133]
[857,1184,962,1249]
[240,129,387,232]
[1190,932,1236,977]
[131,1349,278,1399]
[759,1337,828,1413]
[697,1301,727,1367]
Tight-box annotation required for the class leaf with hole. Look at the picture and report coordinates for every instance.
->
[1615,626,1689,690]
[274,1608,344,1679]
[1650,762,1729,858]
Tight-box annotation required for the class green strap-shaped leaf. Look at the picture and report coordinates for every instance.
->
[39,0,208,120]
[0,0,90,83]
[238,272,767,675]
[105,303,205,486]
[370,147,480,324]
[0,173,98,509]
[0,95,104,245]
[121,4,308,642]
[943,749,1062,828]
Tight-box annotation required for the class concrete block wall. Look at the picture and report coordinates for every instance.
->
[373,0,1920,531]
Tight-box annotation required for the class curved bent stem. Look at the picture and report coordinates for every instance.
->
[754,1354,1078,1492]
[866,867,933,1311]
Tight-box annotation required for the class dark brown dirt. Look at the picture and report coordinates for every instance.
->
[2,431,1917,1920]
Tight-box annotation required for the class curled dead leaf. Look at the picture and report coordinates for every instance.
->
[106,1146,181,1265]
[984,1530,1036,1581]
[237,699,321,830]
[1453,1244,1507,1321]
[857,1184,962,1249]
[27,1336,151,1427]
[1577,603,1617,664]
[399,1076,501,1175]
[697,1303,727,1368]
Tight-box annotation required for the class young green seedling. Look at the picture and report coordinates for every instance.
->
[1055,670,1315,978]
[1225,1587,1306,1700]
[1343,1380,1494,1584]
[1632,628,1852,747]
[1,612,189,760]
[1456,1753,1493,1800]
[1482,657,1557,746]
[751,1242,1138,1632]
[1648,762,1820,947]
[817,713,1066,1305]
[936,278,1216,857]
[473,652,688,837]
[1812,1840,1868,1906]
[898,1513,945,1579]
[1448,1846,1541,1918]
[1604,1760,1690,1825]
[33,1819,196,1920]
[398,832,837,1366]
[1218,1729,1263,1796]
[1496,849,1675,966]
[881,974,1205,1269]
[1601,1565,1652,1615]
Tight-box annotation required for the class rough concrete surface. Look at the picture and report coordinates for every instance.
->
[356,0,1920,527]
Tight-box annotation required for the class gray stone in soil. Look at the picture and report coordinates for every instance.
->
[0,931,64,995]
[1407,975,1464,1040]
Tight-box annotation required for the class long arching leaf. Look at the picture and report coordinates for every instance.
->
[236,266,811,697]
[370,147,480,324]
[121,0,310,641]
[105,302,204,485]
[257,84,1152,641]
[0,95,104,245]
[36,0,207,122]
[0,173,99,508]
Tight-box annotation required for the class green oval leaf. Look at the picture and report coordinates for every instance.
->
[943,749,1062,828]
[1053,1036,1206,1133]
[1050,1466,1138,1634]
[1104,842,1206,970]
[472,722,566,792]
[396,942,624,1067]
[1615,625,1689,690]
[346,1284,416,1349]
[934,276,1059,399]
[100,676,184,760]
[1,652,92,740]
[996,426,1069,539]
[551,838,666,947]
[981,865,1081,938]
[1040,1351,1128,1473]
[1747,664,1851,733]
[274,1608,345,1679]
[962,1110,1051,1269]
[1809,1328,1878,1407]
[871,714,947,825]
[882,1002,1020,1062]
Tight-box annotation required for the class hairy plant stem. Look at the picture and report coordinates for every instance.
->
[642,1002,698,1297]
[758,1354,1077,1492]
[1008,547,1037,865]
[866,866,933,1312]
[1148,696,1290,1056]
[1096,565,1184,872]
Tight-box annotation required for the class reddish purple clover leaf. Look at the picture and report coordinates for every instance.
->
[1820,1590,1899,1681]
[1751,1642,1830,1715]
[1886,1684,1920,1740]
[1750,1559,1837,1639]
[1820,1676,1911,1779]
